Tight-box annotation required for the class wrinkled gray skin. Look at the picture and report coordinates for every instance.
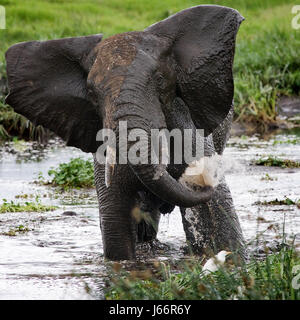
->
[5,5,246,260]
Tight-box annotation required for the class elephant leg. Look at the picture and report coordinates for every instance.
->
[93,157,137,260]
[180,180,246,260]
[180,107,247,260]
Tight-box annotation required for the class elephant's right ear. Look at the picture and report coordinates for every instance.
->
[5,34,102,153]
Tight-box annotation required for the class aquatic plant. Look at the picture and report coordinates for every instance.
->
[255,197,300,207]
[0,199,57,213]
[255,156,300,168]
[47,157,95,189]
[260,173,278,181]
[273,139,300,146]
[0,224,31,236]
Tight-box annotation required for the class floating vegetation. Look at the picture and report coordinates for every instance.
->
[1,225,31,236]
[15,193,48,199]
[273,139,300,146]
[255,156,300,168]
[40,157,95,190]
[0,199,57,213]
[260,173,278,181]
[59,191,97,206]
[255,197,300,207]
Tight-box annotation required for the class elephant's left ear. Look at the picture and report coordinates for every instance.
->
[146,5,244,135]
[5,34,103,152]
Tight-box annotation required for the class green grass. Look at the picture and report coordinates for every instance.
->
[0,198,57,213]
[0,0,299,140]
[105,246,300,300]
[45,157,95,189]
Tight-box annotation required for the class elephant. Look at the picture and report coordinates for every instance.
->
[5,5,246,261]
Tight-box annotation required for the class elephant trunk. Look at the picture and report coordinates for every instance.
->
[109,94,213,208]
[130,161,213,207]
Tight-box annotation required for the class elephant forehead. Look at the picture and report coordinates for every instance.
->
[89,32,138,85]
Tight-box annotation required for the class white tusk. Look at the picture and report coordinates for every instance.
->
[105,145,116,188]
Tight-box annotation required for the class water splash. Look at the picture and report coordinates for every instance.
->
[180,153,245,188]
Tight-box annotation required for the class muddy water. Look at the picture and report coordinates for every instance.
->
[0,130,299,299]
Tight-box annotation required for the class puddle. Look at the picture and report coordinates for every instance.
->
[0,130,299,299]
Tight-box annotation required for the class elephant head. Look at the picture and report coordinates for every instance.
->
[5,5,243,209]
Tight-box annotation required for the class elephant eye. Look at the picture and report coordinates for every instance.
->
[155,73,165,88]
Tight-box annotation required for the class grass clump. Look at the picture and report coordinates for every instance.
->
[0,198,57,213]
[255,156,300,168]
[105,246,300,300]
[46,157,95,189]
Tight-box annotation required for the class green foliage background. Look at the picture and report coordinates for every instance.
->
[0,0,299,139]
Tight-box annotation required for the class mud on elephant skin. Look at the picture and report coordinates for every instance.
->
[5,5,245,260]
